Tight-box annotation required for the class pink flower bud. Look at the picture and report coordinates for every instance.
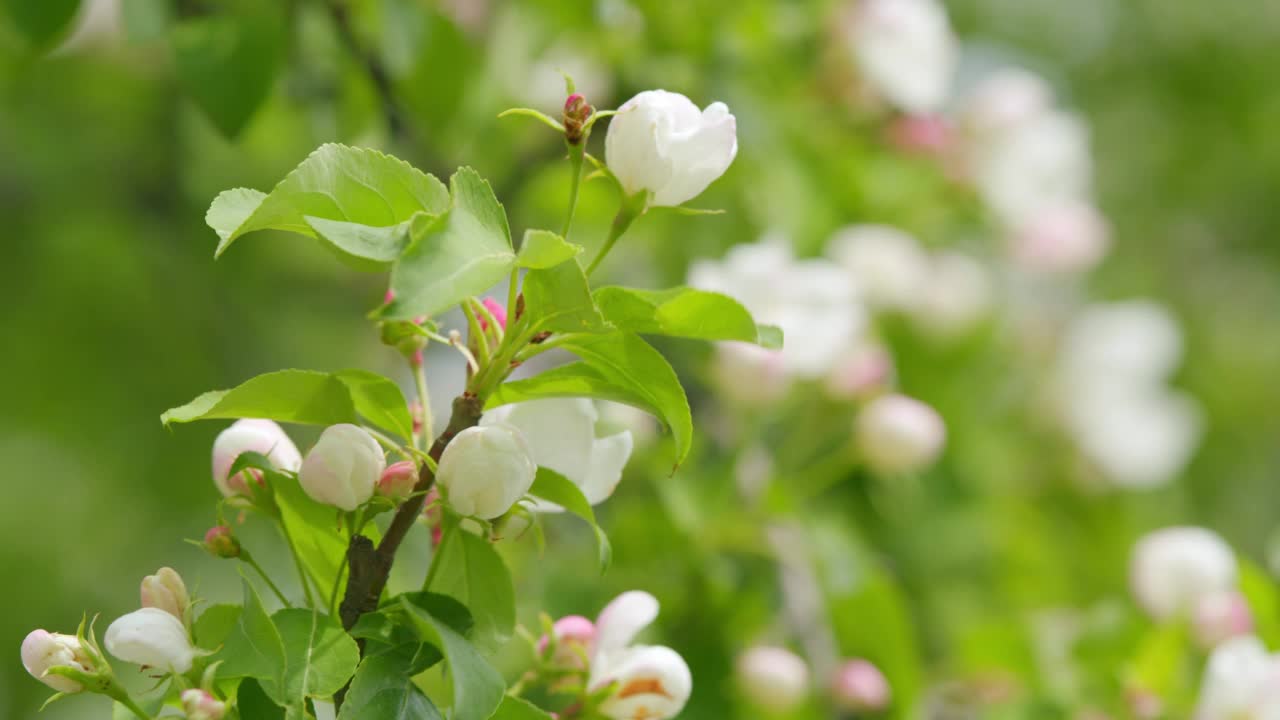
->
[888,114,952,155]
[1194,590,1253,648]
[825,345,894,401]
[855,394,946,474]
[140,567,189,623]
[182,689,228,720]
[831,659,891,712]
[21,629,94,693]
[203,526,241,559]
[377,461,418,503]
[735,646,810,712]
[480,297,508,331]
[539,615,596,668]
[383,289,395,305]
[564,93,593,145]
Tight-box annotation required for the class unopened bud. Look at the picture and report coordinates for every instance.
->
[182,689,227,720]
[203,526,241,559]
[437,423,536,519]
[299,424,386,511]
[735,646,810,713]
[140,567,189,623]
[539,615,596,669]
[831,659,891,712]
[855,394,946,475]
[563,93,593,145]
[480,297,508,332]
[377,460,419,503]
[381,319,428,360]
[1194,590,1253,648]
[21,630,94,693]
[104,608,197,674]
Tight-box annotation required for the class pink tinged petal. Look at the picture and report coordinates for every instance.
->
[597,645,693,720]
[595,591,660,659]
[480,297,508,330]
[580,430,634,505]
[22,630,90,693]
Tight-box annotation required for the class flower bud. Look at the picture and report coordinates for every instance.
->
[831,659,891,712]
[182,689,228,720]
[539,615,596,669]
[436,424,537,519]
[1130,527,1237,622]
[480,297,508,332]
[105,608,196,674]
[735,646,810,713]
[299,424,386,511]
[211,419,302,498]
[888,114,952,156]
[140,567,189,623]
[380,319,428,360]
[1010,202,1110,275]
[604,90,737,207]
[856,394,946,474]
[563,93,593,146]
[1194,590,1253,649]
[203,526,241,559]
[377,460,419,503]
[21,630,94,693]
[825,345,894,401]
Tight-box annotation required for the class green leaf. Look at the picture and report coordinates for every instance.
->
[382,167,515,320]
[208,143,449,258]
[272,475,352,596]
[523,259,610,333]
[161,368,411,440]
[516,230,583,269]
[1,0,80,50]
[1240,559,1280,647]
[304,216,420,264]
[237,679,286,720]
[217,579,286,684]
[194,604,243,651]
[399,594,505,720]
[1127,621,1194,705]
[488,333,692,466]
[171,3,286,139]
[338,645,444,720]
[424,526,516,652]
[593,286,780,347]
[529,467,612,571]
[268,609,361,702]
[490,695,556,720]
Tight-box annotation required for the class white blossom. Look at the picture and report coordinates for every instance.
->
[211,419,302,498]
[436,424,537,519]
[736,646,810,713]
[591,591,692,720]
[21,630,93,693]
[1194,635,1280,719]
[299,424,385,511]
[856,393,946,475]
[1131,527,1237,622]
[844,0,957,114]
[105,608,197,674]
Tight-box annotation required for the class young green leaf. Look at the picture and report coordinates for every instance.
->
[516,230,584,269]
[304,216,421,264]
[529,467,612,571]
[522,259,610,333]
[273,476,355,596]
[237,679,286,720]
[488,333,692,465]
[423,526,516,652]
[490,696,557,720]
[171,3,286,139]
[268,609,361,702]
[194,604,243,651]
[2,0,81,50]
[216,579,286,685]
[593,286,781,347]
[338,645,444,720]
[208,144,449,258]
[399,594,505,720]
[382,167,516,320]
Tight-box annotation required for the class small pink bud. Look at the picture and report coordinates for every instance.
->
[831,659,891,712]
[182,689,228,720]
[410,401,425,435]
[203,526,241,559]
[888,114,952,155]
[377,461,419,503]
[411,348,425,368]
[480,297,508,331]
[563,93,593,145]
[1194,590,1253,648]
[383,289,396,305]
[538,615,596,668]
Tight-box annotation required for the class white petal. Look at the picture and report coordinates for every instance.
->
[594,591,659,660]
[606,93,676,197]
[579,431,634,505]
[651,102,738,207]
[597,645,693,720]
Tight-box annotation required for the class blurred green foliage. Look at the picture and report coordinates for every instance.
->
[1,0,1278,718]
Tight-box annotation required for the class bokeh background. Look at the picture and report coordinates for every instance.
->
[2,0,1279,718]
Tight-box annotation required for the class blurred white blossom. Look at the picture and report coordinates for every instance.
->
[591,591,692,720]
[856,393,946,475]
[1010,201,1111,275]
[736,646,810,712]
[842,0,958,114]
[1194,635,1280,719]
[1130,527,1236,622]
[827,225,930,311]
[910,250,993,338]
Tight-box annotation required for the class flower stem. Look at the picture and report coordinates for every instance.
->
[585,194,645,276]
[240,550,293,609]
[422,522,455,590]
[413,360,433,449]
[561,143,585,240]
[278,520,317,608]
[104,681,153,720]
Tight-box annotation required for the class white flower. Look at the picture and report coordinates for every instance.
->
[591,591,692,720]
[735,646,810,713]
[910,251,993,338]
[960,67,1055,139]
[1009,201,1110,275]
[1060,301,1184,386]
[105,607,197,674]
[1066,386,1202,489]
[690,238,864,380]
[1130,527,1237,622]
[826,225,930,311]
[1194,635,1280,719]
[825,344,894,401]
[482,399,632,510]
[973,109,1093,227]
[21,630,94,693]
[299,424,385,511]
[605,89,737,206]
[1195,590,1254,650]
[856,394,946,475]
[831,659,892,712]
[211,419,302,498]
[436,423,537,519]
[140,567,189,623]
[845,0,957,114]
